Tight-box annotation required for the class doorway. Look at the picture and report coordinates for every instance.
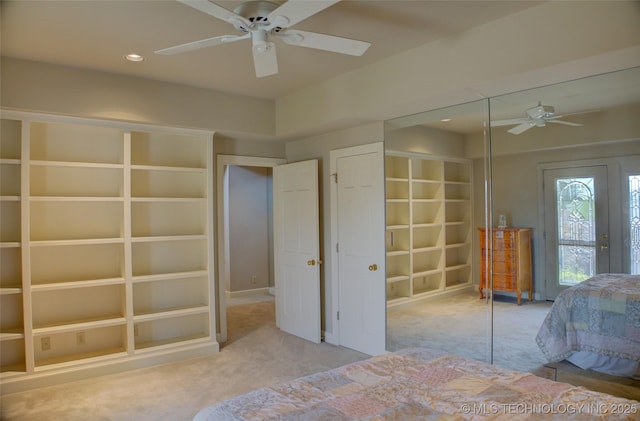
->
[216,155,286,342]
[543,165,610,299]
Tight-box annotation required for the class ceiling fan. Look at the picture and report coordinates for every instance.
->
[155,0,371,78]
[491,102,584,135]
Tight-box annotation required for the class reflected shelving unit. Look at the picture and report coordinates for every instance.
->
[385,152,472,306]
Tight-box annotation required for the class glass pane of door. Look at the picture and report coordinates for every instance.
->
[556,177,596,286]
[544,166,609,299]
[629,174,640,274]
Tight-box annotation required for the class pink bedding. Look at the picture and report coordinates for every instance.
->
[193,347,638,420]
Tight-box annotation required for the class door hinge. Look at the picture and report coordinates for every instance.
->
[336,243,339,253]
[331,172,338,183]
[337,311,340,321]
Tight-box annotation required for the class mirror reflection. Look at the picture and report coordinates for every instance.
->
[385,67,640,399]
[384,99,491,364]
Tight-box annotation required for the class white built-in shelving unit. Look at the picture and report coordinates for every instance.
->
[385,152,472,306]
[0,114,217,393]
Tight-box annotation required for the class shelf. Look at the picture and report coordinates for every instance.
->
[33,316,127,336]
[30,196,123,202]
[134,312,210,350]
[133,277,207,316]
[0,242,21,248]
[30,238,124,247]
[132,234,207,243]
[34,348,127,370]
[385,153,472,305]
[31,277,125,292]
[445,263,471,272]
[0,159,21,165]
[386,250,409,257]
[386,275,409,284]
[131,130,208,169]
[134,334,210,352]
[131,169,206,199]
[0,287,22,295]
[132,270,208,284]
[386,224,409,230]
[131,197,206,202]
[132,239,207,277]
[1,337,26,374]
[30,121,124,165]
[133,305,209,322]
[30,160,124,169]
[130,164,205,173]
[0,330,25,341]
[30,165,123,197]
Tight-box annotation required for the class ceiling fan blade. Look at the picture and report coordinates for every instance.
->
[507,122,534,135]
[177,0,251,27]
[547,120,583,127]
[267,0,340,29]
[155,34,249,55]
[490,118,528,127]
[252,42,278,78]
[279,29,370,56]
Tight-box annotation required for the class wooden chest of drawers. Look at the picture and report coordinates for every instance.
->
[479,228,532,304]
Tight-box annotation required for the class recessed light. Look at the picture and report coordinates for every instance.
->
[440,118,452,122]
[125,53,144,62]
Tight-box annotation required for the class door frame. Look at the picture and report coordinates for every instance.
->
[328,141,385,348]
[216,154,286,343]
[537,157,625,300]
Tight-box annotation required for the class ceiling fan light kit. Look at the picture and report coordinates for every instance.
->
[156,0,371,78]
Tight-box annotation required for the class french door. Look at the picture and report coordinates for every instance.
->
[543,166,609,299]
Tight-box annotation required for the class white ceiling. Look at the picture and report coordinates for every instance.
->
[1,0,542,100]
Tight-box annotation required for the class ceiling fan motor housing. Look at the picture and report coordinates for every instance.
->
[527,104,555,119]
[232,1,282,32]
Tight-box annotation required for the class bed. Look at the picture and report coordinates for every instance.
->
[193,347,638,420]
[536,273,640,378]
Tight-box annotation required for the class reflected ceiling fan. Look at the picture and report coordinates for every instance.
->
[491,102,584,135]
[156,0,371,78]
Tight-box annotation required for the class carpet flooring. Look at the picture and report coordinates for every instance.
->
[2,292,638,420]
[0,299,367,421]
[387,291,640,401]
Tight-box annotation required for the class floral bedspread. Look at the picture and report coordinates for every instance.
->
[192,347,638,420]
[536,273,640,363]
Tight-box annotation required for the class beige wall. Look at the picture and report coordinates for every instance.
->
[276,1,640,138]
[471,139,640,300]
[228,166,271,293]
[1,57,276,140]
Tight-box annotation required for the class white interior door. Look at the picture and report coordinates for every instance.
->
[336,147,386,355]
[273,159,321,343]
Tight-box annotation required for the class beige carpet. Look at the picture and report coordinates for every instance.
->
[387,291,640,401]
[0,299,368,421]
[2,293,638,420]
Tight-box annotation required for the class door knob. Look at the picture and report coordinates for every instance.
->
[307,259,316,266]
[368,264,378,271]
